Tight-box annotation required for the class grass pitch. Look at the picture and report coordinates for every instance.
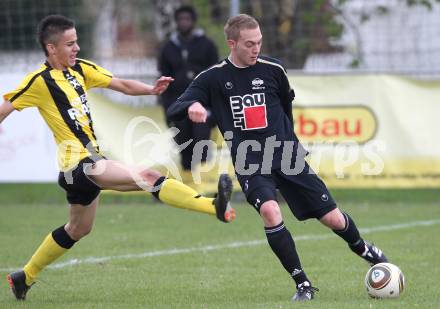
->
[0,185,439,308]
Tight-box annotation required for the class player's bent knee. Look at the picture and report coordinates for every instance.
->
[319,208,345,230]
[259,201,282,226]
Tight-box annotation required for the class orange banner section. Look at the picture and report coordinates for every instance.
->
[294,106,377,144]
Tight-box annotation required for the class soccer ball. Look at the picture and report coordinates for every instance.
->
[364,263,405,298]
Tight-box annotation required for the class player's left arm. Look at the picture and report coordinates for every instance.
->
[108,76,174,96]
[277,67,295,125]
[0,100,15,124]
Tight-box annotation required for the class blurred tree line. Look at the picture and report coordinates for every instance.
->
[1,0,438,69]
[153,0,345,68]
[187,0,440,69]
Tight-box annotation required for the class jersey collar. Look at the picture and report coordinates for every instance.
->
[227,55,250,69]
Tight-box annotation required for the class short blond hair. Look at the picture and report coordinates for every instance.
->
[224,14,259,41]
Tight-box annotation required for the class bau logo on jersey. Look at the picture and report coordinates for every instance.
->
[229,93,267,130]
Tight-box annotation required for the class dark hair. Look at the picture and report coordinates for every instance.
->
[174,5,197,22]
[37,15,75,56]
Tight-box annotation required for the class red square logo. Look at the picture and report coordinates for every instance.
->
[244,105,267,129]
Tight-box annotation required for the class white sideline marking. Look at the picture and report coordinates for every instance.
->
[1,219,439,272]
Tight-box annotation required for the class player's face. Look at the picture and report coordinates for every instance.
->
[47,28,80,70]
[229,27,262,67]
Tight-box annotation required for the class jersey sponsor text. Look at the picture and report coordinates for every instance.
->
[229,93,267,130]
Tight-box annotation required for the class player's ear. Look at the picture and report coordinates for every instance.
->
[226,39,236,50]
[46,43,56,55]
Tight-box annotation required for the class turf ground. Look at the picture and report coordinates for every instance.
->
[0,185,439,308]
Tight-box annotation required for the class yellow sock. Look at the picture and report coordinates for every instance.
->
[158,179,215,215]
[23,233,69,285]
[180,169,200,192]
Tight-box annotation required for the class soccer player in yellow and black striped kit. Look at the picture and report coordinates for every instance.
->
[0,14,235,301]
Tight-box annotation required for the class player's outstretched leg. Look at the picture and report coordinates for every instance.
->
[331,211,388,265]
[153,174,235,223]
[6,271,33,300]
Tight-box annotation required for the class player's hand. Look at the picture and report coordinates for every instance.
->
[151,76,174,95]
[188,102,208,123]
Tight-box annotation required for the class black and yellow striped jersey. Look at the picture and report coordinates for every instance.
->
[3,58,113,171]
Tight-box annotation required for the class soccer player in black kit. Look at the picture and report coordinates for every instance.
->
[168,14,388,301]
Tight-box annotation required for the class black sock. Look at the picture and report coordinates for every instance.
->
[332,212,365,255]
[52,225,76,249]
[151,176,167,199]
[265,222,309,286]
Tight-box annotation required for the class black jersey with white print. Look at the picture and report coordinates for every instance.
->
[168,56,304,173]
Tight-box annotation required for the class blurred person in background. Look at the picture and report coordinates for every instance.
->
[0,14,235,301]
[158,5,219,184]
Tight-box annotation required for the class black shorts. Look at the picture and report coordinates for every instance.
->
[236,162,336,221]
[58,157,103,205]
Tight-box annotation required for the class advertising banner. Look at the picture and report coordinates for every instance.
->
[290,74,440,187]
[1,74,439,189]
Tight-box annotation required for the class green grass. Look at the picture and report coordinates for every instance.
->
[0,186,439,308]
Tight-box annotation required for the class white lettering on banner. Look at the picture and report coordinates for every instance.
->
[229,93,267,130]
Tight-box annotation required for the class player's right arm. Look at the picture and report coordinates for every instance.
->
[0,101,15,124]
[108,76,173,96]
[167,71,211,122]
[187,102,208,123]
